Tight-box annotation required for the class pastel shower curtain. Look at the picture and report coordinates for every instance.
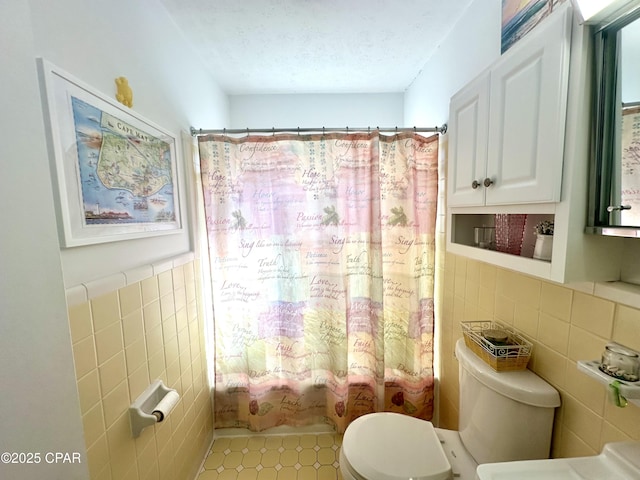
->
[198,131,438,432]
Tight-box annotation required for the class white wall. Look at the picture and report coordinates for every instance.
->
[404,0,501,127]
[28,0,229,287]
[229,93,404,129]
[0,1,88,478]
[0,0,227,478]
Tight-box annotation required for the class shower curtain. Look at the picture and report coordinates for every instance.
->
[198,131,438,432]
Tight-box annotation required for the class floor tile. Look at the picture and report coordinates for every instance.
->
[198,433,342,480]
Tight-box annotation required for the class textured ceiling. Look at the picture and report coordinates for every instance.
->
[159,0,474,95]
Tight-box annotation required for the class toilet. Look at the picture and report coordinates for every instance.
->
[339,338,561,479]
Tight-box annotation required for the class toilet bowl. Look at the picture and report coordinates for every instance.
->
[475,441,640,480]
[339,413,478,479]
[339,338,561,480]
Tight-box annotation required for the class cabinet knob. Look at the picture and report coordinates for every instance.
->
[472,180,481,189]
[483,177,494,188]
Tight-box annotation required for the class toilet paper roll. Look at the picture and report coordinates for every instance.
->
[152,390,180,422]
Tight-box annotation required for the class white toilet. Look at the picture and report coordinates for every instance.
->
[339,338,561,479]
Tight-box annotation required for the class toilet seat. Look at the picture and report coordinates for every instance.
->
[341,412,452,480]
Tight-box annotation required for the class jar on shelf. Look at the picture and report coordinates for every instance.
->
[600,343,640,382]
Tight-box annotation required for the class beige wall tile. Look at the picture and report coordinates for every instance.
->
[562,394,603,451]
[175,286,187,313]
[106,412,138,479]
[567,326,607,363]
[99,351,127,395]
[496,268,519,301]
[556,427,597,458]
[570,292,615,339]
[603,401,640,439]
[82,402,106,448]
[514,304,540,339]
[511,274,541,308]
[454,273,466,300]
[143,300,162,331]
[531,343,567,389]
[73,336,97,379]
[477,285,495,318]
[148,349,167,381]
[612,304,640,352]
[600,421,633,445]
[95,321,124,365]
[141,276,159,306]
[128,362,150,402]
[71,261,213,480]
[102,380,130,427]
[158,270,174,298]
[479,262,497,292]
[119,283,142,318]
[125,337,148,375]
[165,336,180,366]
[157,443,176,480]
[77,368,102,414]
[122,309,145,348]
[145,322,165,357]
[538,313,569,355]
[564,361,606,416]
[86,434,110,478]
[92,292,121,332]
[441,254,640,461]
[540,283,573,322]
[136,434,158,479]
[68,302,93,344]
[494,294,515,325]
[163,315,178,343]
[160,293,176,321]
[464,277,480,310]
[466,259,480,284]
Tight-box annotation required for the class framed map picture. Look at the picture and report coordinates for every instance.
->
[38,59,182,247]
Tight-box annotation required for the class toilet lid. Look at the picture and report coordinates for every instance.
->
[342,412,451,480]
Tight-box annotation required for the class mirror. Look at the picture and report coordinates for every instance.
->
[588,6,640,235]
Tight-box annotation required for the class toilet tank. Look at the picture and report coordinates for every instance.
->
[454,338,560,464]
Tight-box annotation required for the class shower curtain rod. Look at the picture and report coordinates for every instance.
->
[190,124,447,136]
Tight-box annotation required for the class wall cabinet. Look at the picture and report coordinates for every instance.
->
[446,4,624,284]
[448,5,571,208]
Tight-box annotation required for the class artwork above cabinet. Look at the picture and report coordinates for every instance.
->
[447,3,572,208]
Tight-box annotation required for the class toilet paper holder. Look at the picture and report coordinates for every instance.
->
[129,379,180,437]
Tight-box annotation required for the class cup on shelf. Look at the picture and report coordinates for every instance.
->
[473,226,495,249]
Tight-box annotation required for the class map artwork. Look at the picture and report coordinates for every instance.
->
[71,96,176,225]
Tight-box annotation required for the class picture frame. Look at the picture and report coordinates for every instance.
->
[501,0,567,54]
[38,58,183,247]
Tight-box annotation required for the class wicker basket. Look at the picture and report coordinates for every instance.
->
[461,321,532,371]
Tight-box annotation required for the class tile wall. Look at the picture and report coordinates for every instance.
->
[67,257,213,479]
[437,252,640,458]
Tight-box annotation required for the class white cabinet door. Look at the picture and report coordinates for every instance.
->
[447,71,490,207]
[485,6,571,205]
